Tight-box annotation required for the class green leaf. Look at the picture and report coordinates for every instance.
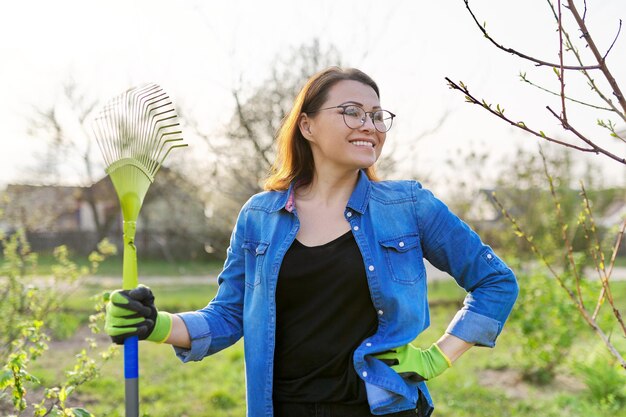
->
[48,408,64,417]
[0,369,13,389]
[71,407,93,417]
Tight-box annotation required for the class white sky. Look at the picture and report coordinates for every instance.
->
[1,0,625,196]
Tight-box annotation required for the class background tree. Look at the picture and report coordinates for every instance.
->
[447,0,626,368]
[186,39,398,256]
[23,81,115,246]
[447,0,625,164]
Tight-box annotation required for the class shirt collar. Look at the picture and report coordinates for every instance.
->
[276,179,302,213]
[346,169,371,214]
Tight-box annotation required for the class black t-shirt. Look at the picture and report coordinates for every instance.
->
[273,230,379,404]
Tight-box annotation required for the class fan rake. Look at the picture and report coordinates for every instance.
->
[91,83,187,417]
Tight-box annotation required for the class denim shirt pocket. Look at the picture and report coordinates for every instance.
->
[242,240,269,288]
[379,233,425,285]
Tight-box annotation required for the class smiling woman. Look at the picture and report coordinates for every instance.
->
[264,68,388,192]
[104,66,519,417]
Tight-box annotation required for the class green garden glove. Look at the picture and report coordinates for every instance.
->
[374,343,452,382]
[105,284,173,344]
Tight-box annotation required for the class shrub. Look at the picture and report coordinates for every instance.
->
[575,352,626,411]
[509,267,587,384]
[0,229,117,416]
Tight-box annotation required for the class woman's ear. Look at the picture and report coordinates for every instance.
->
[298,113,313,140]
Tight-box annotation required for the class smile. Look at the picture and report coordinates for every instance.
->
[350,140,375,148]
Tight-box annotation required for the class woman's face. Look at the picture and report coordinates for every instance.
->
[301,80,386,174]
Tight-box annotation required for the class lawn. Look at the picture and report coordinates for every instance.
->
[35,253,225,277]
[26,278,626,417]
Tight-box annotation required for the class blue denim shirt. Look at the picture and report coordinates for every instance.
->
[174,170,518,417]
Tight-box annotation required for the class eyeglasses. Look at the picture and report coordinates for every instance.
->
[307,105,396,133]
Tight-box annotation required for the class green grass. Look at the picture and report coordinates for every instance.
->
[33,254,224,277]
[23,279,626,417]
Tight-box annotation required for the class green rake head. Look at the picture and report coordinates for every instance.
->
[92,83,187,222]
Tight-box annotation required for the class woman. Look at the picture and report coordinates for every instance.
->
[105,67,519,417]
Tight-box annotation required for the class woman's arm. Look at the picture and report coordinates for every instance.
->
[436,333,474,363]
[166,315,191,349]
[413,182,519,348]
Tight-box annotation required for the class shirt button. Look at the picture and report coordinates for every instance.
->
[368,265,375,271]
[353,226,359,231]
[377,310,384,316]
[346,211,352,217]
[398,241,405,248]
[366,342,372,347]
[362,371,368,378]
[487,253,493,259]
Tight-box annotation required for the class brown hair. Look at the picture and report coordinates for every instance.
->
[263,67,382,191]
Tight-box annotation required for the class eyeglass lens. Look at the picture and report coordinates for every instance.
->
[342,106,394,132]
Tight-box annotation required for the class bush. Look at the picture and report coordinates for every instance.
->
[0,229,117,416]
[575,352,626,412]
[508,267,587,384]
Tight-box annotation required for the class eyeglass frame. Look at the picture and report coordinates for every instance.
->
[305,104,396,133]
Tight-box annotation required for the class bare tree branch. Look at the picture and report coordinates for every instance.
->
[593,217,626,321]
[557,0,567,123]
[579,182,626,335]
[603,19,623,61]
[519,72,613,111]
[463,0,600,70]
[445,77,626,164]
[540,148,585,309]
[491,190,626,369]
[545,1,626,121]
[545,105,626,163]
[566,0,626,115]
[232,90,273,169]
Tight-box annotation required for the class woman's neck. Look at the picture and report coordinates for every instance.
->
[296,169,359,208]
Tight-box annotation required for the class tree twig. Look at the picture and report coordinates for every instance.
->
[492,191,626,369]
[548,0,625,121]
[545,105,626,164]
[519,72,613,111]
[540,147,585,308]
[557,0,567,123]
[445,77,626,165]
[463,0,600,70]
[566,0,626,115]
[603,19,623,61]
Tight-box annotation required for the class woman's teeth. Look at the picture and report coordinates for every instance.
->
[351,141,373,147]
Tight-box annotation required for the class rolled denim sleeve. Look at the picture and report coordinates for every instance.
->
[173,311,213,362]
[413,182,519,347]
[445,309,501,347]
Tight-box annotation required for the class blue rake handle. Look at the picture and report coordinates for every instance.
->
[122,221,139,417]
[124,336,139,417]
